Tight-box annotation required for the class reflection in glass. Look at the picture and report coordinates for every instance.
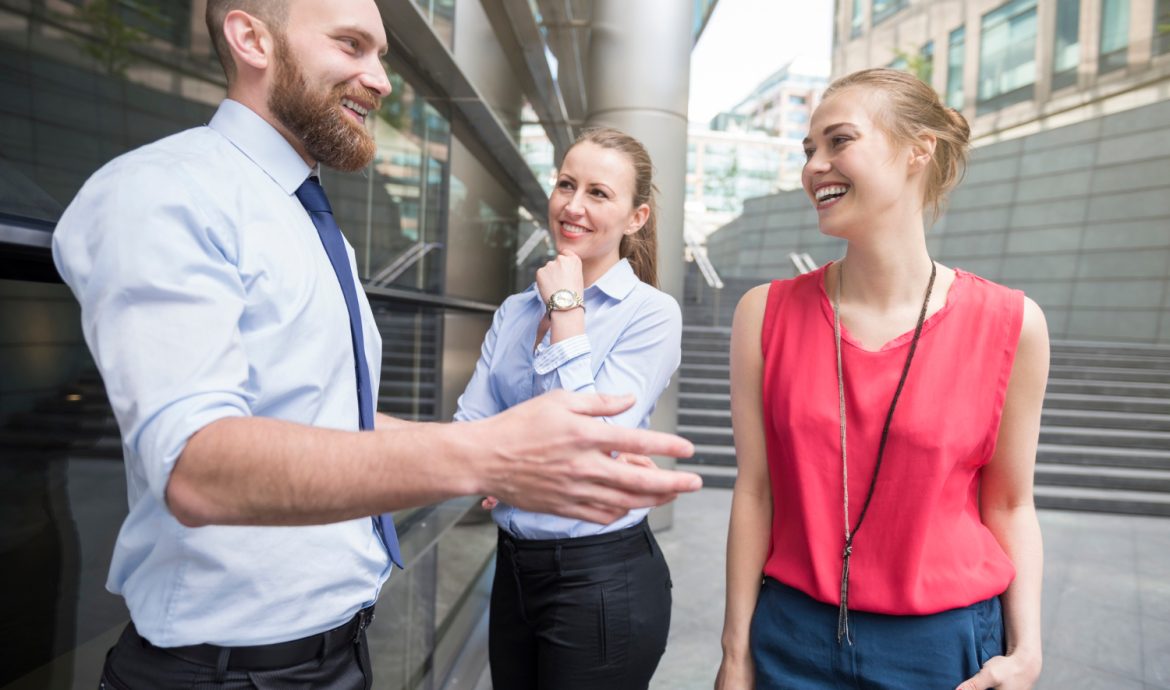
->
[1052,0,1081,90]
[977,0,1038,113]
[334,74,452,295]
[946,27,966,110]
[1099,0,1130,73]
[1158,0,1170,55]
[872,0,908,26]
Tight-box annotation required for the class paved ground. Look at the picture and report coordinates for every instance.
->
[650,488,1170,690]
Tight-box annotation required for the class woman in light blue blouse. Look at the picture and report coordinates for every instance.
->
[454,127,682,690]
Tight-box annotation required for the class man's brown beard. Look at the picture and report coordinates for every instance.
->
[268,34,379,172]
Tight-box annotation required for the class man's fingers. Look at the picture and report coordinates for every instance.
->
[595,422,696,462]
[564,391,637,417]
[576,451,701,496]
[616,453,656,468]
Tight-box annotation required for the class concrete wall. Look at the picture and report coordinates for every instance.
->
[705,97,1170,344]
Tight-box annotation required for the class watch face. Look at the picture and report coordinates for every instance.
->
[552,290,576,309]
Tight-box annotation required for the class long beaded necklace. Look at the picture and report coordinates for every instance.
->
[832,259,937,644]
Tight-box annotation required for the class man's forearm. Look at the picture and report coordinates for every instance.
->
[166,391,700,529]
[168,416,476,527]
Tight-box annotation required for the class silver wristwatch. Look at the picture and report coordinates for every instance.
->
[546,289,585,317]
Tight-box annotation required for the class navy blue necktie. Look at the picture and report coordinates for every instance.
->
[296,176,403,569]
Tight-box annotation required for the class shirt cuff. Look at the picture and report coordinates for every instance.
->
[533,334,591,375]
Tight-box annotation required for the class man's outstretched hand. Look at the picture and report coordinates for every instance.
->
[465,390,701,525]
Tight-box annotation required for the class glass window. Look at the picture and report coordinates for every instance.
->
[1052,0,1081,89]
[872,0,908,27]
[1158,0,1170,55]
[336,73,451,295]
[851,0,864,37]
[1099,0,1130,72]
[947,27,966,110]
[413,0,456,48]
[977,0,1038,114]
[920,41,935,86]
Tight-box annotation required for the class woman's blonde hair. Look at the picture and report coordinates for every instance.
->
[565,127,659,287]
[823,67,971,221]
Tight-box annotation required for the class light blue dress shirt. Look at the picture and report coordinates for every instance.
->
[454,259,682,539]
[51,100,392,647]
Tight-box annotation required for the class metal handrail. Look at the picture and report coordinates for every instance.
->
[514,226,552,267]
[788,252,816,274]
[369,242,445,286]
[684,232,723,290]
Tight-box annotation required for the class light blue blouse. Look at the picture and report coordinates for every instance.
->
[453,258,682,539]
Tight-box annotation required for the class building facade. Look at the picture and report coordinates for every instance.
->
[0,0,715,687]
[707,0,1170,344]
[685,59,828,241]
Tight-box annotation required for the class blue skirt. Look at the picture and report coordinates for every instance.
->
[750,578,1004,689]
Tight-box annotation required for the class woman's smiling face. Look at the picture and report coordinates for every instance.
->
[548,141,647,273]
[801,88,922,239]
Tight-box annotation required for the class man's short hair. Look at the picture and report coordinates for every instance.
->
[205,0,289,82]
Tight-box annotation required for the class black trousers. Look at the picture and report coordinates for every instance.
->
[489,520,672,690]
[98,608,375,690]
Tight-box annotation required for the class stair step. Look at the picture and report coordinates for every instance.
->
[679,408,732,425]
[1037,443,1170,470]
[1050,341,1170,357]
[1041,409,1170,432]
[1042,392,1170,415]
[680,379,730,395]
[682,326,733,336]
[1033,485,1170,517]
[1035,464,1170,492]
[1046,380,1170,399]
[679,363,730,377]
[692,444,737,467]
[1039,426,1170,450]
[1048,365,1170,384]
[1050,354,1170,371]
[679,392,731,409]
[681,355,729,369]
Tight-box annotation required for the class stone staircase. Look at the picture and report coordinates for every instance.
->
[674,317,1170,517]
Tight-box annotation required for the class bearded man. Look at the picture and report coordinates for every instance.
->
[51,0,700,686]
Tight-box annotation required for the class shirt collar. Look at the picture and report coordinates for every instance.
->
[527,258,639,304]
[208,99,313,195]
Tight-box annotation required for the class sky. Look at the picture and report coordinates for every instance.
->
[688,0,834,124]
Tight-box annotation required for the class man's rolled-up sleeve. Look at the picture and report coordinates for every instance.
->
[53,160,253,503]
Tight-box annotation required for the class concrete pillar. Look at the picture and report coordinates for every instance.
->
[586,0,694,529]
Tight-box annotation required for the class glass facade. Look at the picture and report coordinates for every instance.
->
[947,26,966,110]
[977,0,1038,114]
[851,0,864,38]
[871,0,908,27]
[1052,0,1081,89]
[1158,0,1170,55]
[1100,0,1130,72]
[0,2,515,687]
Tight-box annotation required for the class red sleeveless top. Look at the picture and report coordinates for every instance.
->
[760,263,1024,615]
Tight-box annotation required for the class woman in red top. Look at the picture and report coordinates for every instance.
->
[715,68,1048,689]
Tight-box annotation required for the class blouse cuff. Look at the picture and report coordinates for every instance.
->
[533,334,591,374]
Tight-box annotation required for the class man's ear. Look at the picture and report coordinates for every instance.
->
[222,9,274,74]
